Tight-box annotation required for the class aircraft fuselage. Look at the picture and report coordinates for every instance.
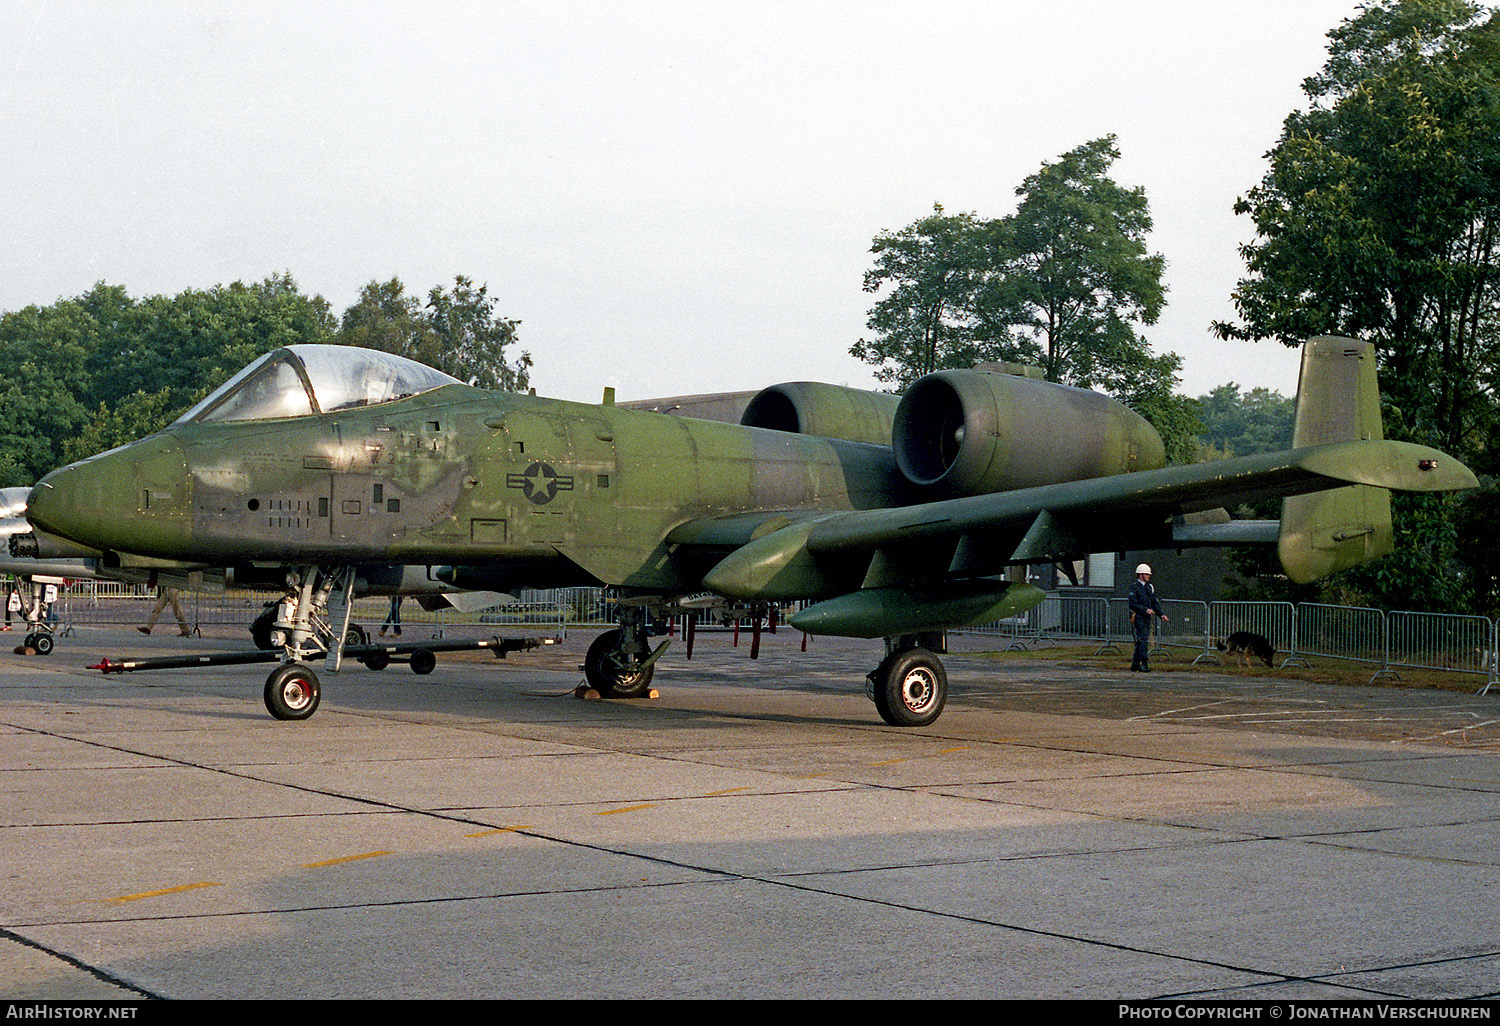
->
[28,385,907,594]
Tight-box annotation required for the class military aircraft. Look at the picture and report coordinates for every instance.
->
[18,336,1475,725]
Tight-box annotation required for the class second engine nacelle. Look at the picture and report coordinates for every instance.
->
[892,369,1165,497]
[741,382,902,446]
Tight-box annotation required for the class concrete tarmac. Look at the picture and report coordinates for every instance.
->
[2,625,1498,1000]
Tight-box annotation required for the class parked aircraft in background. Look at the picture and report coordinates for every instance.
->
[17,337,1475,725]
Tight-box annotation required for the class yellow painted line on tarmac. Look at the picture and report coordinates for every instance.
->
[702,787,749,796]
[872,744,978,766]
[105,881,220,904]
[597,804,658,815]
[466,825,534,837]
[300,850,392,868]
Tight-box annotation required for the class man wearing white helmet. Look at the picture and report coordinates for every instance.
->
[1127,563,1168,672]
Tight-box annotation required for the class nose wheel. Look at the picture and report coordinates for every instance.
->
[264,663,321,720]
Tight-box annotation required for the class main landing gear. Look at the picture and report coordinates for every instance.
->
[585,599,952,728]
[584,605,670,698]
[867,634,949,727]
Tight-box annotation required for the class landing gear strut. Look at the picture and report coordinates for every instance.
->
[868,634,949,727]
[259,565,351,720]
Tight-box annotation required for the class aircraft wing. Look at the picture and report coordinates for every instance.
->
[808,439,1467,548]
[695,439,1475,601]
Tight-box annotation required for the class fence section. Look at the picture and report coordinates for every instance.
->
[1293,604,1387,672]
[6,575,1499,692]
[1386,610,1495,683]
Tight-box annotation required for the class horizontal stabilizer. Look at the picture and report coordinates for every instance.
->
[1172,520,1280,545]
[1295,440,1476,492]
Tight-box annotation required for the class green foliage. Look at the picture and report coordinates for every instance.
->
[1216,0,1500,613]
[1196,384,1296,457]
[61,390,181,466]
[0,274,340,484]
[850,205,992,388]
[0,272,529,486]
[1216,0,1500,461]
[1335,492,1467,611]
[980,136,1167,392]
[339,276,531,392]
[855,138,1168,396]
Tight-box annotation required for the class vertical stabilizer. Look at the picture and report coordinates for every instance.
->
[1278,337,1393,583]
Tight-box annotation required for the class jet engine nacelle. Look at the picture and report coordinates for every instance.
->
[741,382,902,446]
[892,369,1165,497]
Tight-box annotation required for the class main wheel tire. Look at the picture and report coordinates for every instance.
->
[344,624,368,649]
[250,604,278,649]
[871,648,947,727]
[264,664,321,720]
[32,633,54,656]
[584,628,655,698]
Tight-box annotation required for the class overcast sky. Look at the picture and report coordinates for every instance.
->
[2,1,1366,404]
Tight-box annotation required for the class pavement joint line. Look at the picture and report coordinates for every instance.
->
[9,651,1500,998]
[1163,948,1500,1002]
[0,926,160,999]
[28,857,1494,1000]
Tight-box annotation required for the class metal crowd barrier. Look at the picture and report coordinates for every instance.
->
[6,576,1498,693]
[960,595,1111,651]
[1200,601,1296,666]
[1386,610,1495,686]
[1292,603,1387,675]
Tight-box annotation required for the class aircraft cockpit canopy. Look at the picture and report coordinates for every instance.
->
[174,345,462,425]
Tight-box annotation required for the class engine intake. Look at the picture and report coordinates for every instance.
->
[741,382,901,446]
[893,369,1164,497]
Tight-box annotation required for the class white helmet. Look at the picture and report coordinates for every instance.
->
[1135,564,1152,575]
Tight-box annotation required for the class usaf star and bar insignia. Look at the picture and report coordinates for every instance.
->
[506,462,575,505]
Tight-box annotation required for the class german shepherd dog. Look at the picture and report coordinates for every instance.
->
[1216,631,1276,668]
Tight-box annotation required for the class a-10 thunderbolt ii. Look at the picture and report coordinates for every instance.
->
[17,336,1476,725]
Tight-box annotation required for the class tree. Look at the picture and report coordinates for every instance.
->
[1214,0,1500,613]
[0,274,338,485]
[980,136,1168,393]
[339,276,531,392]
[851,205,991,389]
[1196,384,1296,457]
[1215,0,1500,460]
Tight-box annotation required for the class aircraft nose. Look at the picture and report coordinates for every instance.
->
[28,434,189,557]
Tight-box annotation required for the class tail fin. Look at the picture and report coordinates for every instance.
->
[1277,337,1393,583]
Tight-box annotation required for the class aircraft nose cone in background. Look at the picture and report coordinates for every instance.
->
[27,433,189,558]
